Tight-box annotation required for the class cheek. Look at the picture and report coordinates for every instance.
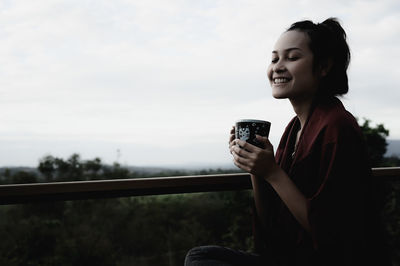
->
[296,60,314,78]
[266,65,273,81]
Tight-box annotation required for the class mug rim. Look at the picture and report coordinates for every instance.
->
[235,119,271,124]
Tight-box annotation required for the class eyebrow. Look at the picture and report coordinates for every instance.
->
[272,47,302,54]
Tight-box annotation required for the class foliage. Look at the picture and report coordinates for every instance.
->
[358,118,400,167]
[33,153,242,183]
[381,179,400,266]
[0,156,249,266]
[382,156,400,168]
[37,154,134,182]
[358,118,390,167]
[0,192,253,266]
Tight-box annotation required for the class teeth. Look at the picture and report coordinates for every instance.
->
[274,78,290,84]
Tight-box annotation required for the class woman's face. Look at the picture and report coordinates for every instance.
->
[267,30,320,101]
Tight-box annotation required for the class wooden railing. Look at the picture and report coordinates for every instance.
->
[1,167,399,205]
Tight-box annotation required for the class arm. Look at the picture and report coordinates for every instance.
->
[256,168,311,233]
[229,132,311,232]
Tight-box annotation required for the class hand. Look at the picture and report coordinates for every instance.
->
[229,135,278,179]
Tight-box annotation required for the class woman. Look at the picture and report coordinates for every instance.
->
[185,18,389,266]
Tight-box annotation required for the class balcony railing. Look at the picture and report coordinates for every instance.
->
[1,167,399,205]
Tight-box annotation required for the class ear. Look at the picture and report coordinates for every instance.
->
[320,58,333,77]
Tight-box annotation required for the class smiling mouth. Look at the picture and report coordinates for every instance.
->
[273,77,291,84]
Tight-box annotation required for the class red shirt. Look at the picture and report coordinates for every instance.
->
[265,97,388,266]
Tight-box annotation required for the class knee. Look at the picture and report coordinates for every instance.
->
[184,245,217,266]
[184,246,205,265]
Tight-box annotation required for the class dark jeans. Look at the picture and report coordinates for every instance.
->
[184,245,274,266]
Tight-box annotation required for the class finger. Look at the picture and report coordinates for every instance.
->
[232,154,251,172]
[232,157,251,173]
[235,139,258,152]
[255,134,268,141]
[231,148,250,162]
[231,144,252,158]
[229,133,235,143]
[255,135,273,149]
[228,126,236,144]
[229,139,238,153]
[255,135,269,145]
[229,136,237,150]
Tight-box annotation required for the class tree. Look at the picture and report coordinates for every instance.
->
[38,155,56,182]
[12,171,37,184]
[382,156,400,167]
[359,118,390,167]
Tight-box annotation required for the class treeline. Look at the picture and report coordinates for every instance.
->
[0,153,243,185]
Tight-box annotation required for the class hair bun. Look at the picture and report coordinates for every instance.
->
[320,18,347,40]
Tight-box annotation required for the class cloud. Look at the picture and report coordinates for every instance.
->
[0,0,399,166]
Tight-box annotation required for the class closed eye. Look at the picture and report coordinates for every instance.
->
[287,56,299,61]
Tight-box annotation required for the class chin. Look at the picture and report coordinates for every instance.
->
[272,95,288,99]
[271,90,288,99]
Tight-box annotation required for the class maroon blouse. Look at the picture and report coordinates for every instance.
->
[264,97,389,266]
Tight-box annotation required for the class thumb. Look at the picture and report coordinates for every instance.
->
[255,134,269,142]
[256,135,274,150]
[255,134,272,148]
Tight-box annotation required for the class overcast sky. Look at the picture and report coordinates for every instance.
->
[1,0,399,168]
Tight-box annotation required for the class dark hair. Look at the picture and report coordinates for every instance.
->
[287,18,350,98]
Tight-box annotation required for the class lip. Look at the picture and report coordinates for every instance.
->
[272,75,291,79]
[271,76,292,85]
[272,76,292,80]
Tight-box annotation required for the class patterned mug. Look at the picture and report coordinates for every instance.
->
[235,119,271,148]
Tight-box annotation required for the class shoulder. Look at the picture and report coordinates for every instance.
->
[306,97,362,144]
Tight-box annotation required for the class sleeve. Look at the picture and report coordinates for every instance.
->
[306,127,367,261]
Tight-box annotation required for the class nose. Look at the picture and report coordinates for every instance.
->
[272,59,286,73]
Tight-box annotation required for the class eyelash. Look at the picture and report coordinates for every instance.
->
[271,56,299,63]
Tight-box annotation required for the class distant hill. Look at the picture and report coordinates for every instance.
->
[386,139,400,157]
[0,164,239,180]
[0,167,39,176]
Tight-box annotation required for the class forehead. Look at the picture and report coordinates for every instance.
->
[272,30,310,53]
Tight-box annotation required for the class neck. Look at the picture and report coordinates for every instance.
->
[289,97,315,129]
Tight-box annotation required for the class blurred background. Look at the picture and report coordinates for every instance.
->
[1,0,400,265]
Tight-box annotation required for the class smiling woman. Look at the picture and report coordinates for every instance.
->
[185,18,391,266]
[268,31,320,102]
